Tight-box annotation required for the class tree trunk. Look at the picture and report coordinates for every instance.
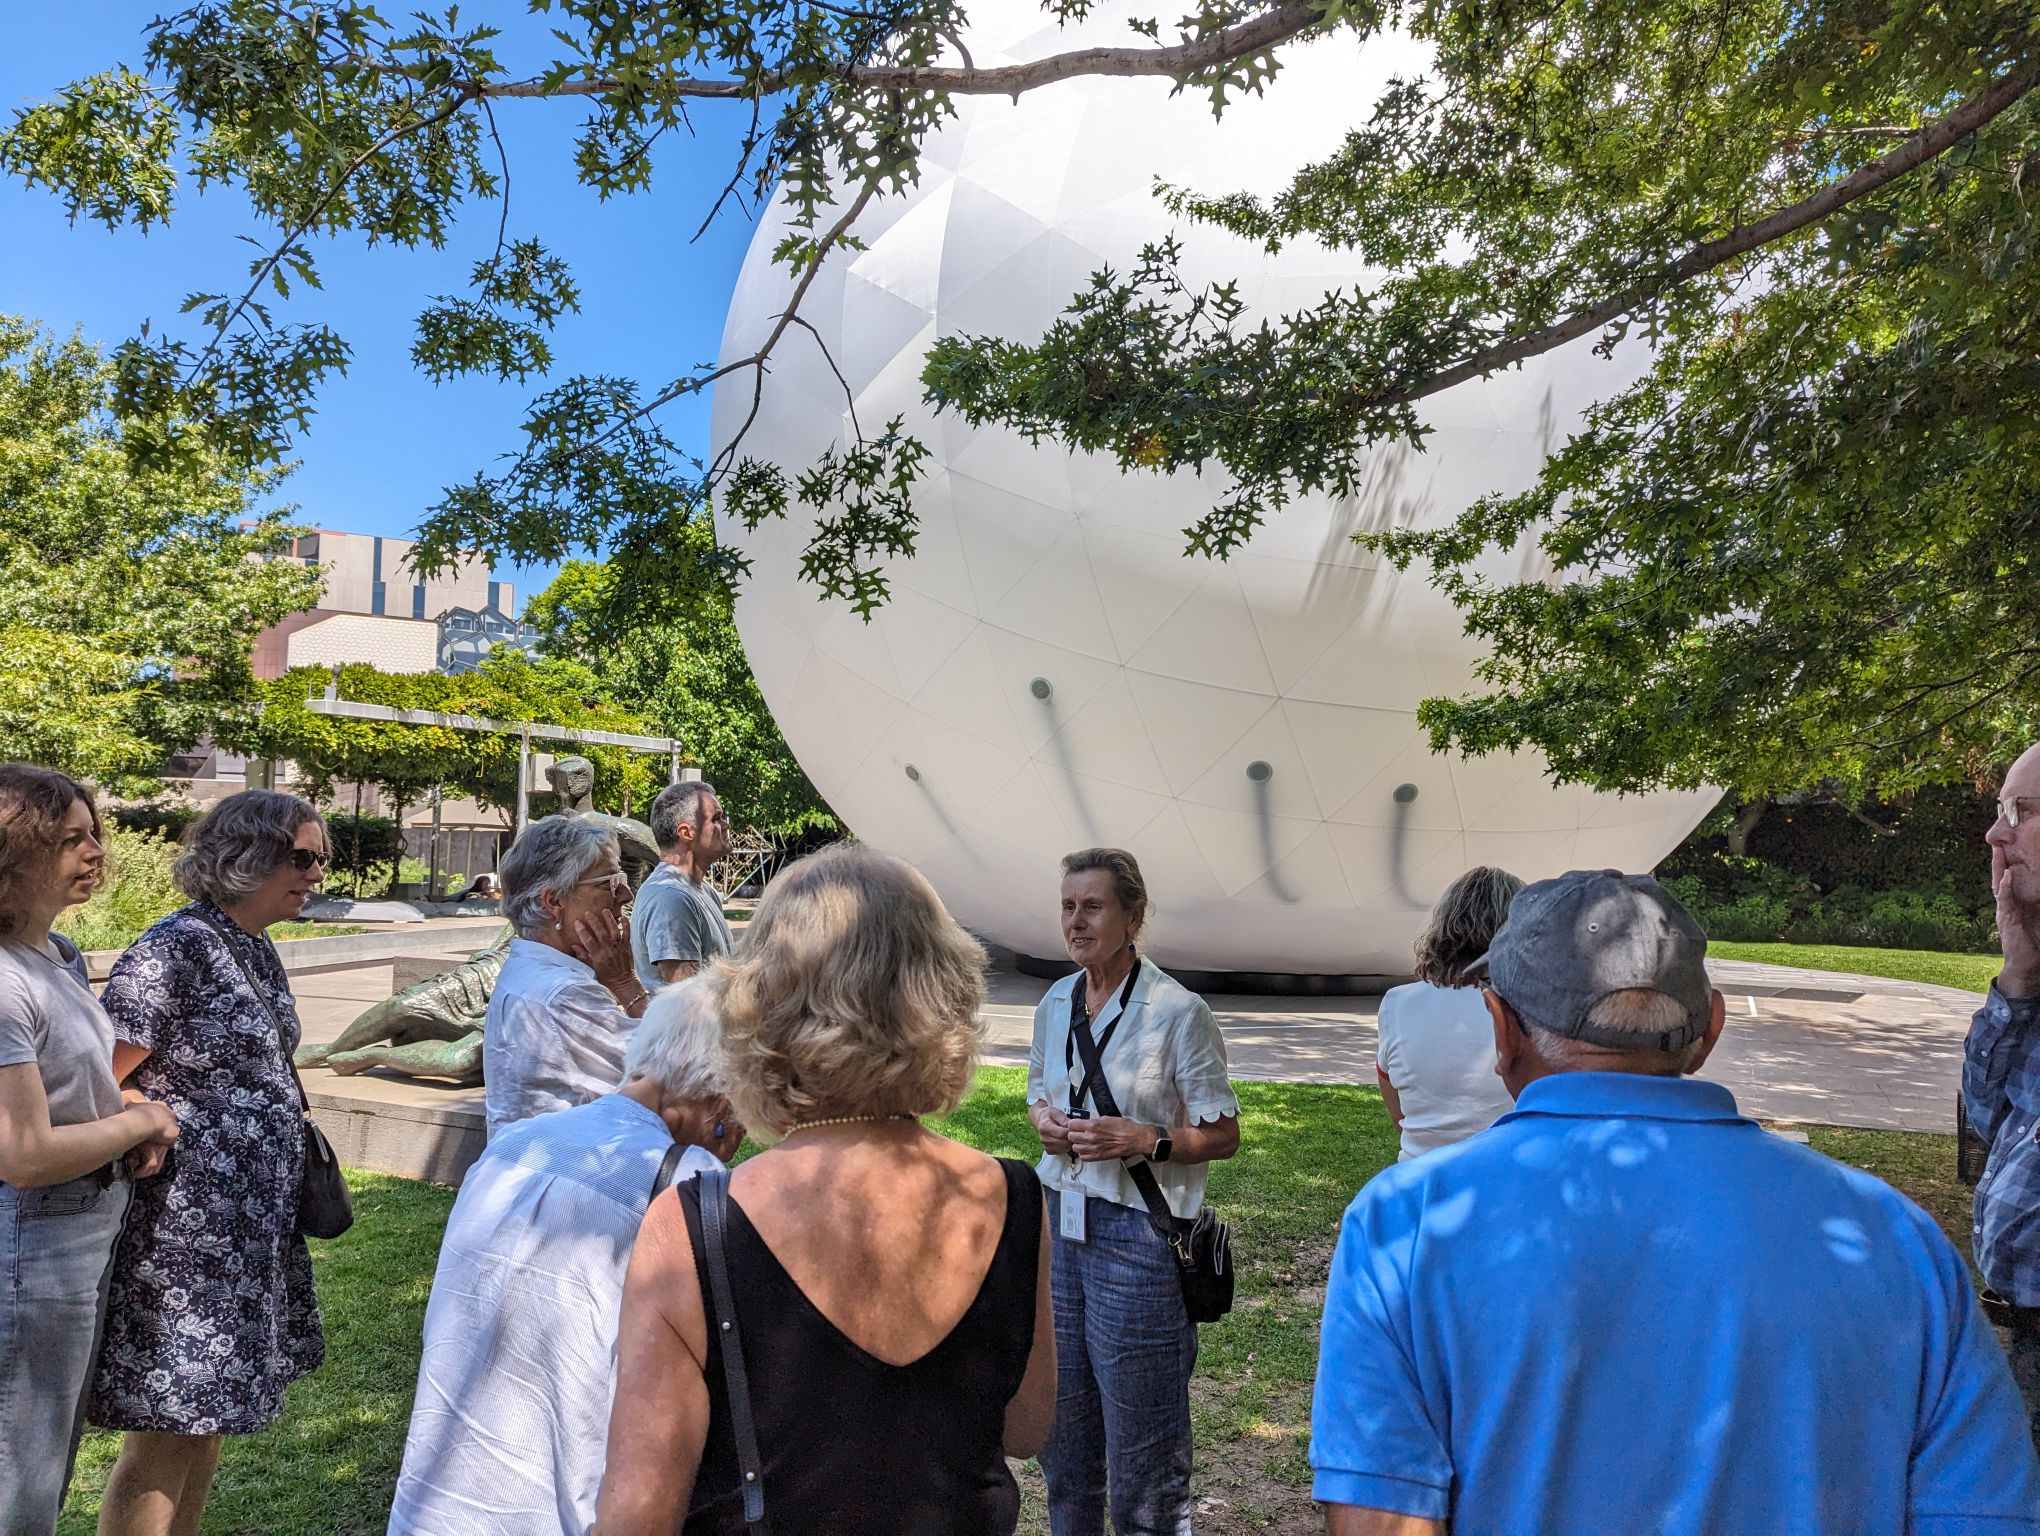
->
[386,797,407,895]
[1726,797,1770,858]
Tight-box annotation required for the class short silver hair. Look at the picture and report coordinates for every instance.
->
[649,780,718,852]
[500,816,617,938]
[174,791,323,905]
[623,976,724,1101]
[1524,989,1708,1074]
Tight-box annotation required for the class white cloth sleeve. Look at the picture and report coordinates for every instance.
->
[1174,996,1240,1125]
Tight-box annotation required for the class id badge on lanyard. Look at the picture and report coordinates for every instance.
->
[1062,959,1139,1243]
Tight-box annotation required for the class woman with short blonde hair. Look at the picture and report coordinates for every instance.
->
[598,843,1056,1535]
[1025,846,1241,1533]
[1377,865,1526,1161]
[715,842,986,1136]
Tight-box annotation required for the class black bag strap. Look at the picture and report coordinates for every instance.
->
[193,907,311,1114]
[651,1142,687,1199]
[1068,995,1179,1238]
[697,1167,769,1533]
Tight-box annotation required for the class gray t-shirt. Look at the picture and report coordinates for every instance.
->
[0,933,122,1128]
[630,864,733,992]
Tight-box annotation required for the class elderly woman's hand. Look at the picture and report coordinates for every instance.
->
[1030,1102,1075,1156]
[1065,1114,1156,1163]
[570,912,633,986]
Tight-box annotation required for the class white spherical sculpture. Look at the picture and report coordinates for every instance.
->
[712,6,1719,974]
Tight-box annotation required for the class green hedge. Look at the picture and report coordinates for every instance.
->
[109,803,202,843]
[1659,785,1999,952]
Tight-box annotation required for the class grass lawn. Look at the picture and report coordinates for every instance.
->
[60,1072,1976,1535]
[1707,939,2000,995]
[271,921,368,942]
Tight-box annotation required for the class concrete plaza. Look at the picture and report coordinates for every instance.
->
[288,932,1983,1184]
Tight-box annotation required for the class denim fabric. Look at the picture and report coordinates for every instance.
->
[2011,1328,2040,1451]
[1965,984,2040,1305]
[1039,1191,1196,1536]
[0,1172,129,1535]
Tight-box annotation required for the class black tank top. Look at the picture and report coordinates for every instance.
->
[678,1156,1042,1536]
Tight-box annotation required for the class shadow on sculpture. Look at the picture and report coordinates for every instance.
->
[294,755,659,1085]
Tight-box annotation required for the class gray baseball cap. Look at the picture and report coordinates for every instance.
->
[1467,869,1712,1051]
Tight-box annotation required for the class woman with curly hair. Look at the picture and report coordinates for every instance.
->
[89,790,332,1536]
[597,843,1056,1535]
[1376,865,1525,1161]
[0,764,179,1535]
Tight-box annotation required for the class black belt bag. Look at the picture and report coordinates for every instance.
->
[1069,999,1235,1324]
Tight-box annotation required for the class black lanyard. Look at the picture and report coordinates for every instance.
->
[1065,956,1141,1114]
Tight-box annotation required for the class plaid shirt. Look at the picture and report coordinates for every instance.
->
[1964,983,2040,1306]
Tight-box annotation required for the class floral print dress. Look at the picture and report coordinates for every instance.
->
[89,900,324,1434]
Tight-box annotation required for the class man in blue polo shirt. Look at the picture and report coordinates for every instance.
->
[1311,870,2040,1535]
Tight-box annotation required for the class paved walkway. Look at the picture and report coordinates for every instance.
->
[291,952,1988,1141]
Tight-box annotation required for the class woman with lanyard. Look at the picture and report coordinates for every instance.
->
[0,763,178,1534]
[1026,847,1240,1535]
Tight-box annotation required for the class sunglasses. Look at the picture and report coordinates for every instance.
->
[286,848,332,873]
[2000,796,2040,830]
[577,871,630,896]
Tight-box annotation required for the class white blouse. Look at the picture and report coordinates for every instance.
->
[1026,956,1240,1220]
[1374,980,1516,1160]
[482,939,638,1138]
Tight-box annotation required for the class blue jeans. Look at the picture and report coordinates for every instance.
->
[0,1172,130,1536]
[2010,1325,2040,1451]
[1040,1191,1197,1536]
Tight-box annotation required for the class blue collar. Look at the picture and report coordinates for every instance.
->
[1498,1072,1753,1128]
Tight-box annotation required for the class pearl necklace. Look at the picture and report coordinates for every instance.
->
[782,1113,918,1135]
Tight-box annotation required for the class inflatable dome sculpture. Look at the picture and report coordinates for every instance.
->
[711,5,1719,975]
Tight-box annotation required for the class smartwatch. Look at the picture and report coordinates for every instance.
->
[1150,1128,1173,1163]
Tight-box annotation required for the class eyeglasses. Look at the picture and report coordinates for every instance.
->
[1999,797,2040,829]
[287,848,332,873]
[577,871,630,896]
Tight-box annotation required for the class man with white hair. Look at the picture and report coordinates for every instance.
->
[1311,870,2040,1535]
[1968,739,2040,1436]
[389,979,743,1536]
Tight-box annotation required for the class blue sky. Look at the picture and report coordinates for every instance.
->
[1,11,767,608]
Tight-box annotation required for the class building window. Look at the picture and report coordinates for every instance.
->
[372,582,385,616]
[487,579,502,613]
[412,584,426,619]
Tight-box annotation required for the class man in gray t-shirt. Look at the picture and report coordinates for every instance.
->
[631,780,734,992]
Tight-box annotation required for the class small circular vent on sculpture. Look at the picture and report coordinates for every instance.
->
[712,1,1718,973]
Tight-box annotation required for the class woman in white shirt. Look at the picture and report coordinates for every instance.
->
[1027,847,1240,1535]
[484,816,650,1137]
[1375,865,1524,1161]
[390,976,741,1536]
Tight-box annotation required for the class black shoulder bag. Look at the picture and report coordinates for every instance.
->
[696,1166,771,1534]
[1068,982,1235,1324]
[194,909,354,1240]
